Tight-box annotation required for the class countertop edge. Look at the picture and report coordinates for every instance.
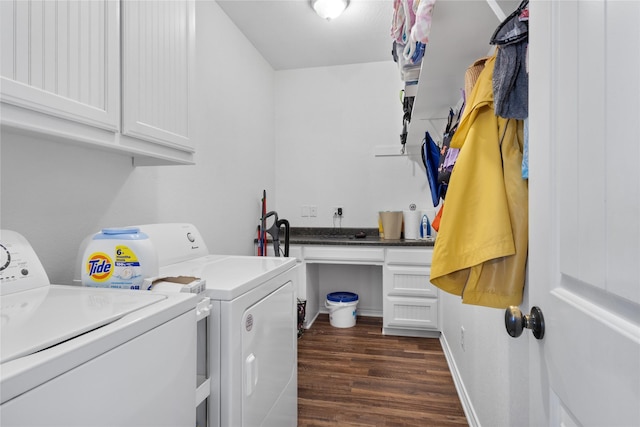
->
[263,227,436,247]
[288,238,434,247]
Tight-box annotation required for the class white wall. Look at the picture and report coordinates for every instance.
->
[0,1,275,285]
[440,291,529,426]
[274,62,437,229]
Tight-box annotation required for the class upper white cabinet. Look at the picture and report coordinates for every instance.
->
[121,0,194,153]
[0,0,195,166]
[0,0,120,131]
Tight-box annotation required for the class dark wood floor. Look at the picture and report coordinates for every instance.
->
[297,314,468,427]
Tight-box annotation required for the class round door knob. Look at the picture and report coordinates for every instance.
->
[505,306,545,340]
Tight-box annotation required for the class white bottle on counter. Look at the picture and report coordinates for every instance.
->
[81,227,158,290]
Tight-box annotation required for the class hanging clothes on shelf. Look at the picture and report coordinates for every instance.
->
[403,0,435,63]
[429,54,528,309]
[390,0,422,83]
[390,0,406,43]
[390,0,436,70]
[435,107,462,201]
[490,2,529,117]
[390,0,437,152]
[400,0,418,60]
[427,54,489,215]
[400,89,415,150]
[391,0,436,44]
[410,0,436,44]
[492,41,528,120]
[421,130,442,207]
[491,0,530,179]
[465,56,491,102]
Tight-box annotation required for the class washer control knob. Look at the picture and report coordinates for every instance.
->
[0,244,11,272]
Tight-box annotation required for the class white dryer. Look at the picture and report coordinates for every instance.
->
[0,230,199,427]
[136,223,299,427]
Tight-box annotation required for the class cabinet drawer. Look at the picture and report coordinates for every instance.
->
[383,296,438,330]
[385,248,432,265]
[383,265,436,298]
[303,246,384,264]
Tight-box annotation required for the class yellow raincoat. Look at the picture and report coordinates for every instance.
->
[429,55,528,308]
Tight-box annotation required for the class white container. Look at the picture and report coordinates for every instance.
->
[81,227,158,290]
[403,209,422,240]
[325,292,359,328]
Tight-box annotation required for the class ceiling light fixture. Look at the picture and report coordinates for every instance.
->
[310,0,350,21]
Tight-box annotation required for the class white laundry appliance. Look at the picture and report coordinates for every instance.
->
[0,230,199,427]
[135,223,299,427]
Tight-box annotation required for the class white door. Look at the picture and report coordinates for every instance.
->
[242,280,297,427]
[528,1,640,426]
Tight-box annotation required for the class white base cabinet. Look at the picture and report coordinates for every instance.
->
[292,244,439,337]
[383,248,439,337]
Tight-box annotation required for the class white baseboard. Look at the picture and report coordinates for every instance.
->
[303,311,319,329]
[382,327,440,338]
[439,332,480,427]
[354,308,382,318]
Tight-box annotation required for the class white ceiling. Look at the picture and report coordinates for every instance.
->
[216,0,520,71]
[216,0,400,70]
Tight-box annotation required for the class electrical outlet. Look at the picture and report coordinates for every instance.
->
[460,326,465,351]
[309,205,317,217]
[333,206,344,218]
[301,205,310,217]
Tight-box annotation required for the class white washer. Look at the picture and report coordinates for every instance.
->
[136,223,299,427]
[0,230,199,427]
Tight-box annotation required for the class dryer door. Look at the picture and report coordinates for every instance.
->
[242,280,296,426]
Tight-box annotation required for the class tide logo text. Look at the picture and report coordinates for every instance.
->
[86,253,113,282]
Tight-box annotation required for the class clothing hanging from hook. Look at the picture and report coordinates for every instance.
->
[490,0,529,120]
[430,55,528,309]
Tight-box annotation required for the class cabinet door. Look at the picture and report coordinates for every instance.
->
[0,0,119,130]
[121,0,195,152]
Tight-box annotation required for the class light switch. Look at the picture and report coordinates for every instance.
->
[301,206,310,217]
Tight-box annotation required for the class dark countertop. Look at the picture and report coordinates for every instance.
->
[288,227,435,247]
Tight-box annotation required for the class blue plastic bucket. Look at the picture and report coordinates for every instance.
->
[325,292,359,328]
